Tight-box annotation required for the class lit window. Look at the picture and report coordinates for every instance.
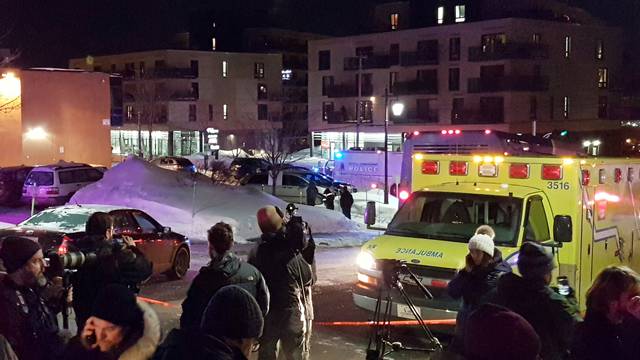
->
[437,6,444,24]
[598,68,608,89]
[563,96,570,119]
[212,37,216,51]
[223,104,228,120]
[455,5,466,23]
[564,36,572,58]
[222,61,228,78]
[532,33,541,44]
[596,40,604,60]
[254,62,265,79]
[281,69,292,81]
[390,13,399,30]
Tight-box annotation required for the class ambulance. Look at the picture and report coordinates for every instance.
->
[354,130,640,327]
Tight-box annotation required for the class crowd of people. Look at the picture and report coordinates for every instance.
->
[2,206,640,359]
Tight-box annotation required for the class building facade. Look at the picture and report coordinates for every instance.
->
[308,4,624,158]
[69,49,282,157]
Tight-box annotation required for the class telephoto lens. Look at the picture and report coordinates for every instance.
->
[60,251,97,269]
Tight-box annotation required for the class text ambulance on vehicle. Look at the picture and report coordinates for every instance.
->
[355,130,640,328]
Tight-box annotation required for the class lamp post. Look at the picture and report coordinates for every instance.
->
[384,87,404,204]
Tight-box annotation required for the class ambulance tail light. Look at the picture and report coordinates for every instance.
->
[615,168,622,183]
[421,160,439,175]
[542,165,563,180]
[581,170,590,186]
[399,190,410,200]
[449,161,468,176]
[509,164,529,179]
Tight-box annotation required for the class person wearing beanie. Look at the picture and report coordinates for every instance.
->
[180,222,269,331]
[447,226,511,353]
[496,241,581,360]
[63,284,161,360]
[465,303,541,360]
[0,236,65,360]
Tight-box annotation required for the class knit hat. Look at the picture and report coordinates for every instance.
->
[468,233,494,257]
[465,303,541,360]
[201,285,264,339]
[257,206,284,234]
[475,225,496,240]
[518,241,555,280]
[0,236,42,274]
[91,284,144,328]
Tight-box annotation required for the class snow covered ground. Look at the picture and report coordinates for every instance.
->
[70,157,378,246]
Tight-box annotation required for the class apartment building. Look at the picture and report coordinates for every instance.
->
[308,4,623,156]
[70,49,282,156]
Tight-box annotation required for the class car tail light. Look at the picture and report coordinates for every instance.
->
[45,187,60,195]
[421,161,439,175]
[582,170,590,186]
[509,164,529,179]
[57,236,74,255]
[541,165,562,180]
[399,190,410,200]
[430,279,449,288]
[615,168,622,183]
[449,161,468,176]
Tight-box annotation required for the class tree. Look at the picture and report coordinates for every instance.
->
[128,72,171,158]
[258,128,300,196]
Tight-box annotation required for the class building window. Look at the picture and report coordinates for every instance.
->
[437,6,444,24]
[449,37,461,61]
[598,96,608,119]
[212,37,216,51]
[318,50,331,70]
[482,33,506,53]
[257,83,268,100]
[126,105,134,122]
[110,64,116,73]
[530,96,537,120]
[596,40,604,60]
[322,102,334,121]
[222,61,228,78]
[191,83,199,99]
[452,98,464,123]
[532,33,541,44]
[281,69,292,81]
[550,96,555,120]
[322,76,334,96]
[189,104,197,122]
[357,100,373,121]
[258,104,268,120]
[254,62,265,79]
[190,60,199,77]
[208,104,213,121]
[390,44,400,65]
[356,46,373,58]
[223,104,228,120]
[389,72,398,93]
[564,36,572,58]
[160,105,167,123]
[563,96,570,119]
[390,13,399,30]
[598,68,608,89]
[448,68,460,91]
[455,5,466,23]
[139,62,146,76]
[154,60,166,68]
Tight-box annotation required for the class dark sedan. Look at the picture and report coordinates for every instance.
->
[0,205,190,279]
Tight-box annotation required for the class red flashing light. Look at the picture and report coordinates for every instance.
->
[615,168,622,183]
[441,130,447,135]
[454,129,461,135]
[57,236,74,255]
[421,160,439,175]
[542,165,563,180]
[509,164,530,179]
[484,129,492,135]
[449,161,468,176]
[582,170,590,186]
[413,131,420,136]
[399,190,410,200]
[448,129,454,135]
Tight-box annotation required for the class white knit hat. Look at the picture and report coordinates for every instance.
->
[468,233,495,257]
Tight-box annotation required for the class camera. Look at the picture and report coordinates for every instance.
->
[283,203,310,252]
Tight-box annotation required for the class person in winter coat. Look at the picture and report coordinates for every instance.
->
[306,180,318,206]
[63,284,161,360]
[0,237,66,360]
[339,186,354,219]
[248,206,315,360]
[323,188,335,210]
[180,222,269,331]
[447,225,511,352]
[71,212,153,332]
[0,335,18,360]
[571,266,640,360]
[496,241,581,360]
[153,285,264,360]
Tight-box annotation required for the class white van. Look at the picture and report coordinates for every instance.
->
[23,163,104,206]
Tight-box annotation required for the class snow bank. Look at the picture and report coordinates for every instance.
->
[70,157,370,245]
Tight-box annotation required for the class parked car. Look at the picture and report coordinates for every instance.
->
[230,157,271,178]
[286,169,357,193]
[243,172,325,205]
[0,166,33,206]
[151,156,196,173]
[22,162,104,206]
[0,205,190,279]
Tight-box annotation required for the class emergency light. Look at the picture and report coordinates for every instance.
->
[449,161,468,176]
[541,165,563,180]
[509,164,529,179]
[581,170,590,186]
[615,168,622,183]
[421,160,439,175]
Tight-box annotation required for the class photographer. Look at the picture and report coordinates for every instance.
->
[248,205,315,360]
[71,212,153,332]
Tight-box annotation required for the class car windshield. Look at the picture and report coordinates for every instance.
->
[301,173,332,187]
[19,207,95,232]
[386,191,523,246]
[25,171,54,186]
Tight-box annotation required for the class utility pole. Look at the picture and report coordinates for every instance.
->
[384,87,389,205]
[355,56,362,149]
[137,111,143,157]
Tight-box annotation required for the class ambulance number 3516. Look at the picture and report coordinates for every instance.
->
[547,181,570,190]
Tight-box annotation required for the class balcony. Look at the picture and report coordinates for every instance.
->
[343,54,391,71]
[468,43,549,62]
[467,76,549,93]
[170,90,198,101]
[392,80,438,95]
[451,109,504,125]
[151,67,198,79]
[400,51,439,66]
[326,83,373,98]
[392,110,439,124]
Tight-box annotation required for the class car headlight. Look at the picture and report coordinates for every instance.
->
[356,251,376,271]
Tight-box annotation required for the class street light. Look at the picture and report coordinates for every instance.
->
[24,127,48,141]
[384,87,403,204]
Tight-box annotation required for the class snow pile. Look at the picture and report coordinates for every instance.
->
[70,157,371,245]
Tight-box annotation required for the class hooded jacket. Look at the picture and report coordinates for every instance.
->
[152,329,247,360]
[571,312,640,360]
[180,252,270,331]
[496,272,581,360]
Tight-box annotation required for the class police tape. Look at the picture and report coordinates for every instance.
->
[137,296,178,308]
[316,319,456,327]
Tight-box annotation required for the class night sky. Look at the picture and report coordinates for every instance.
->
[1,0,638,68]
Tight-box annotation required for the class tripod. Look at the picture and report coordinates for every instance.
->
[366,261,442,359]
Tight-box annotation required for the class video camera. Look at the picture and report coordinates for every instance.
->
[283,203,311,252]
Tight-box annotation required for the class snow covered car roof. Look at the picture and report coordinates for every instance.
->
[17,204,132,233]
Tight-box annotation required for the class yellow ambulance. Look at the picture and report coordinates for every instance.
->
[354,130,640,326]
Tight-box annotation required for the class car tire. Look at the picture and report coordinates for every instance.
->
[167,246,190,280]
